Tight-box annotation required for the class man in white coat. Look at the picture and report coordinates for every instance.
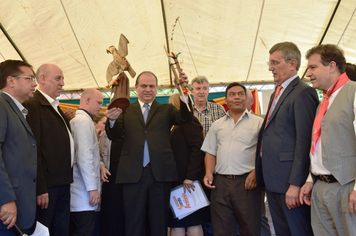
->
[69,89,103,235]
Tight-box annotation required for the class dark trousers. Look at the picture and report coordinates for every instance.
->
[99,161,125,236]
[123,166,171,236]
[0,229,16,236]
[211,173,261,236]
[266,190,313,236]
[70,211,95,236]
[37,185,70,236]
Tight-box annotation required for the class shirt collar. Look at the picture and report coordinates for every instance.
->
[193,101,209,111]
[280,74,298,88]
[77,108,93,120]
[38,89,59,107]
[137,99,153,108]
[1,91,27,115]
[226,108,250,120]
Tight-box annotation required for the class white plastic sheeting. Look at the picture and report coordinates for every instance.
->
[1,0,356,91]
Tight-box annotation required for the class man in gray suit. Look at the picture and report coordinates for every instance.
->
[0,60,37,235]
[299,44,356,235]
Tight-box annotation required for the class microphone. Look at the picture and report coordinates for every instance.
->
[12,223,28,236]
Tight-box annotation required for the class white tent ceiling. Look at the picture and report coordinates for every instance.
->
[1,0,356,92]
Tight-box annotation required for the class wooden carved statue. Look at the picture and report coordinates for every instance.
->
[106,34,136,111]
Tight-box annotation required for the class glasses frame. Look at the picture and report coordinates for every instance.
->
[12,75,36,82]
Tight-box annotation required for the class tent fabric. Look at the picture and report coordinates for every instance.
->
[1,0,356,91]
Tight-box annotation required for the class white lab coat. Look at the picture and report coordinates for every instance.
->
[70,109,101,212]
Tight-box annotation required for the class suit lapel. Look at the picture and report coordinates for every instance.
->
[132,101,145,125]
[34,90,71,128]
[1,93,34,136]
[266,77,300,127]
[146,100,158,125]
[133,100,159,126]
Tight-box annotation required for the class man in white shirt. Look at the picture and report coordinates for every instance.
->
[202,82,263,236]
[299,44,356,235]
[69,89,103,236]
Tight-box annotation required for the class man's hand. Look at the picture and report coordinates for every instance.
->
[64,108,75,121]
[0,201,17,229]
[174,68,189,93]
[106,107,122,121]
[299,182,313,206]
[37,193,49,209]
[285,184,301,209]
[245,169,257,190]
[100,164,111,182]
[183,179,195,193]
[203,173,215,189]
[349,190,356,214]
[89,190,100,207]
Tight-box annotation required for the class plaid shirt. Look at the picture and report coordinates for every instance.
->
[193,101,226,137]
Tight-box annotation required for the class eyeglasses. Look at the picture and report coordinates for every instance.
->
[266,60,281,66]
[267,59,291,66]
[12,75,36,82]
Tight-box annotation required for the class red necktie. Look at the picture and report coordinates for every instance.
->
[264,85,283,129]
[310,73,350,154]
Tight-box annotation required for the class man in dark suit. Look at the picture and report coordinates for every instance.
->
[255,42,319,236]
[0,60,37,235]
[106,71,193,236]
[23,64,74,236]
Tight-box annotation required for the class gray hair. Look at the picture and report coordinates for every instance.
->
[191,76,209,85]
[269,42,301,71]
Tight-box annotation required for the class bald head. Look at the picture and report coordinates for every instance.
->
[245,89,254,111]
[37,63,64,99]
[79,89,103,117]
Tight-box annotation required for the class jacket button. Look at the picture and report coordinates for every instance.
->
[33,160,36,164]
[32,143,36,147]
[33,179,36,182]
[144,131,147,134]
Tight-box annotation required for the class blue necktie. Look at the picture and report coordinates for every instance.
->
[143,103,150,167]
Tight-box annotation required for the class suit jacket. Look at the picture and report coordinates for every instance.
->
[70,110,101,211]
[319,81,356,185]
[23,90,73,195]
[107,99,193,183]
[0,93,37,231]
[255,77,319,193]
[170,117,205,185]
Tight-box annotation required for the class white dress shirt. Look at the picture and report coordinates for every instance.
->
[306,86,356,190]
[201,109,263,175]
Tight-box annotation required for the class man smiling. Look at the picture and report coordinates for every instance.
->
[191,76,226,136]
[300,44,356,235]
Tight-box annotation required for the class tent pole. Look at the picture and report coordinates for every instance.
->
[0,23,29,64]
[301,0,341,80]
[160,0,173,87]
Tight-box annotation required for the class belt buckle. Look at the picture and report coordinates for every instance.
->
[226,175,235,179]
[320,175,330,183]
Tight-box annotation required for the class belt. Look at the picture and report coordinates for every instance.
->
[317,174,337,183]
[144,163,150,168]
[217,173,249,179]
